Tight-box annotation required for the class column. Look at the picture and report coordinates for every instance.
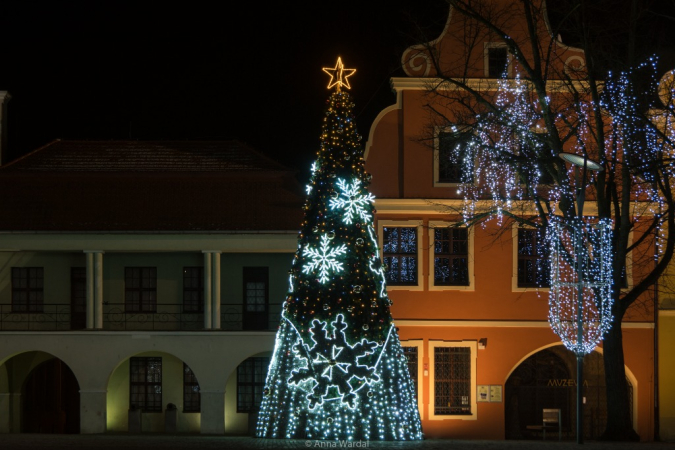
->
[0,392,15,433]
[212,252,221,330]
[79,389,107,434]
[199,390,225,435]
[84,251,104,329]
[203,252,212,330]
[85,252,94,329]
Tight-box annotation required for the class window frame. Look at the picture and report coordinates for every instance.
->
[428,340,478,421]
[433,126,477,188]
[125,267,158,313]
[429,221,474,291]
[237,356,270,413]
[484,42,512,78]
[11,267,44,313]
[183,362,200,413]
[182,267,204,313]
[377,220,423,291]
[129,356,162,413]
[512,226,551,291]
[400,339,424,419]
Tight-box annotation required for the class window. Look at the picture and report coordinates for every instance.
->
[237,357,270,413]
[130,357,162,412]
[243,267,269,330]
[517,228,550,288]
[400,340,424,413]
[435,129,475,185]
[125,267,157,313]
[183,267,203,313]
[429,341,477,420]
[434,227,469,286]
[402,346,419,395]
[183,363,200,412]
[11,267,44,313]
[382,225,420,287]
[485,43,509,78]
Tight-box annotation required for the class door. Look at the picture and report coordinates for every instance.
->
[70,267,87,330]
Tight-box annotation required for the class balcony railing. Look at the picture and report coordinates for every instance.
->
[0,303,274,332]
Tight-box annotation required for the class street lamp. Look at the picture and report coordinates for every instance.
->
[549,152,614,444]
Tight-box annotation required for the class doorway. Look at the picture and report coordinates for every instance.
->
[22,358,80,433]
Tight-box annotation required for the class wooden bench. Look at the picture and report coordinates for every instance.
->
[526,408,561,441]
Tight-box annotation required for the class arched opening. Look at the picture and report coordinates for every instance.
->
[505,345,633,440]
[106,351,201,433]
[21,357,80,433]
[224,351,272,435]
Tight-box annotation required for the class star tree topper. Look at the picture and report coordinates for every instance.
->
[323,57,356,91]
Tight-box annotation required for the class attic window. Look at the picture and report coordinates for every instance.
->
[485,44,509,78]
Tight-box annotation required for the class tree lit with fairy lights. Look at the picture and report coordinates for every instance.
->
[255,57,423,441]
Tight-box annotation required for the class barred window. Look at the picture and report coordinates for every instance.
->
[183,267,204,313]
[434,347,471,415]
[434,228,469,286]
[130,357,162,412]
[383,227,418,285]
[237,357,270,413]
[517,229,550,288]
[125,267,157,313]
[183,363,200,412]
[402,346,419,396]
[11,267,44,313]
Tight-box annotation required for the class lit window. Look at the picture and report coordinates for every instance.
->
[130,357,162,412]
[517,228,550,288]
[434,228,469,286]
[383,227,418,285]
[11,267,44,313]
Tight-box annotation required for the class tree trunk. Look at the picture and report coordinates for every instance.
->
[600,321,640,441]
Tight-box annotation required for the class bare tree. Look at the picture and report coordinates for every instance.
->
[407,0,675,441]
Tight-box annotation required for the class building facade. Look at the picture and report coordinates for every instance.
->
[0,0,670,441]
[0,139,304,434]
[364,0,658,442]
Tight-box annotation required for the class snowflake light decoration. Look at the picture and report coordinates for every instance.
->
[288,314,380,409]
[329,178,375,224]
[302,234,347,283]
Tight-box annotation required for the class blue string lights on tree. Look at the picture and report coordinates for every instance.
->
[255,57,423,441]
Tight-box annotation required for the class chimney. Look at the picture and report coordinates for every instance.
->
[0,91,10,166]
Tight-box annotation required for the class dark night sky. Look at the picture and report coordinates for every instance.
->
[0,1,449,175]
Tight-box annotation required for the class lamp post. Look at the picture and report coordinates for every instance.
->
[557,152,603,445]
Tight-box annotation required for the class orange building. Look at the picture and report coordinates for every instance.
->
[364,1,656,441]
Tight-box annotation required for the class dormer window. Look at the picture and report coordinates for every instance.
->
[484,43,510,78]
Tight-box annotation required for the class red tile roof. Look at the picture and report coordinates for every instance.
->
[0,140,306,232]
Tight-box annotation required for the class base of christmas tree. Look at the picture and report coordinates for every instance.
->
[256,318,423,441]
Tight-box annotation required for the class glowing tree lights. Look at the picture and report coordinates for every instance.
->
[256,58,423,441]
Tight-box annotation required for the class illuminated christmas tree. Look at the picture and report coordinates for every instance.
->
[256,58,423,441]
